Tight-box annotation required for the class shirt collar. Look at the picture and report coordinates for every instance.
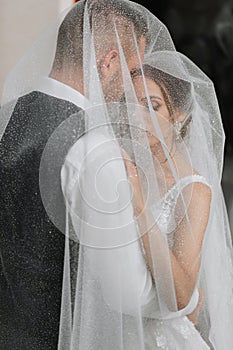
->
[36,77,90,110]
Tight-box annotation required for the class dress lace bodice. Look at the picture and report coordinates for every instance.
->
[152,174,210,242]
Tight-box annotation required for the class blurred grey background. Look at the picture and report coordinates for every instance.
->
[0,0,73,98]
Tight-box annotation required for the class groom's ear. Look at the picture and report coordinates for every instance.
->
[98,50,119,77]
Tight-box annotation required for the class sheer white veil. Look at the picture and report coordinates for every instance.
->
[1,1,233,349]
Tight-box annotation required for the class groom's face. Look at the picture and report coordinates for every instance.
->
[99,37,146,103]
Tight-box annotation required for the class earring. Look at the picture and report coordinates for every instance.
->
[174,120,183,143]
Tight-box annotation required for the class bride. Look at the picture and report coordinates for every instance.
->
[120,57,213,349]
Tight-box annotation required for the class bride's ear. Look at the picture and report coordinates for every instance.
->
[174,111,186,123]
[174,112,192,141]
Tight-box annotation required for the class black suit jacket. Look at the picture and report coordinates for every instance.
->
[0,91,83,349]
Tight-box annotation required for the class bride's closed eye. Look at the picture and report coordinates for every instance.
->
[141,96,162,112]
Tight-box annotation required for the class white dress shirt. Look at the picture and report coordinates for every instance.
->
[36,76,89,110]
[61,131,156,315]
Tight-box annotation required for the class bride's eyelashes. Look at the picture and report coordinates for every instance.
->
[151,102,161,112]
[141,96,162,112]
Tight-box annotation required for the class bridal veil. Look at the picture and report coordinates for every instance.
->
[1,1,233,349]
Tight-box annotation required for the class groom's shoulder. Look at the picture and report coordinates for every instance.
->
[9,91,83,127]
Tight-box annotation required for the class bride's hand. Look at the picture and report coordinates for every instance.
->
[120,148,145,217]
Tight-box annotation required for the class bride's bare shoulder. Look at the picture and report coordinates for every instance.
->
[182,179,212,225]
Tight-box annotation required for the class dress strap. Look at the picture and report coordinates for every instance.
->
[177,174,211,189]
[163,174,211,201]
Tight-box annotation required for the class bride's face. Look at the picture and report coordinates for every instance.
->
[132,75,172,149]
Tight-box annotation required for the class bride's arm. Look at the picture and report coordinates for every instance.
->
[122,149,212,313]
[138,182,211,309]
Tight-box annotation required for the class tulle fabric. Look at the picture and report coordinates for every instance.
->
[1,1,233,349]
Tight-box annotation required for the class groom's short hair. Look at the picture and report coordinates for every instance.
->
[53,0,148,70]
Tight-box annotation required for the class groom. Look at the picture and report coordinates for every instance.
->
[0,1,147,349]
